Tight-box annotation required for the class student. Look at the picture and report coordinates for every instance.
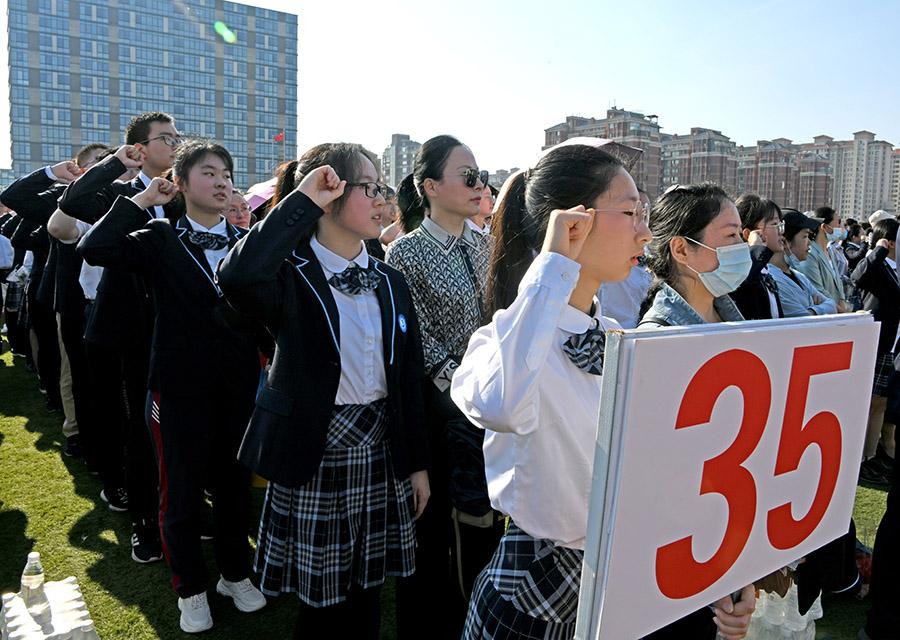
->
[792,206,849,312]
[639,183,759,639]
[729,194,784,320]
[218,143,429,640]
[451,148,753,640]
[385,135,502,638]
[769,211,837,317]
[78,141,266,633]
[59,112,181,563]
[851,218,900,487]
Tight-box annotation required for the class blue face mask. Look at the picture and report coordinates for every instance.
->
[684,237,753,297]
[826,227,846,242]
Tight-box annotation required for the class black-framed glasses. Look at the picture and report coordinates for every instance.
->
[139,134,183,148]
[347,182,389,199]
[460,168,489,189]
[592,200,651,230]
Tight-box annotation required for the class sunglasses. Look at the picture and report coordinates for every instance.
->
[346,182,389,199]
[460,168,489,189]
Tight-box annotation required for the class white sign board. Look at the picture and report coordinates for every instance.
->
[575,314,878,640]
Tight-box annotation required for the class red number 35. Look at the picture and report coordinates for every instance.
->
[654,342,853,599]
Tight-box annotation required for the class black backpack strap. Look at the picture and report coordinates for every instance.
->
[637,316,671,328]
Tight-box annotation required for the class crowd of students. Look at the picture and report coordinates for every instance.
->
[0,110,896,640]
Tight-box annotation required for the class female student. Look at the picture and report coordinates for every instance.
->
[78,141,266,633]
[792,206,849,312]
[217,144,430,640]
[450,145,754,639]
[385,135,502,638]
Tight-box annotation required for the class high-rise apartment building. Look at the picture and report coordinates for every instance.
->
[381,134,420,189]
[661,128,737,193]
[891,149,900,213]
[829,131,894,218]
[3,0,298,187]
[544,109,662,195]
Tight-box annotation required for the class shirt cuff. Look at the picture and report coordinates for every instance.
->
[517,251,581,295]
[44,166,56,181]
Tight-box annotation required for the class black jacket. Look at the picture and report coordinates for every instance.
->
[730,245,784,320]
[78,196,262,396]
[218,190,428,488]
[60,155,173,347]
[851,245,900,355]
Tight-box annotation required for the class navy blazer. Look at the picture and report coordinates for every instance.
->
[78,196,262,396]
[851,245,900,355]
[217,190,428,488]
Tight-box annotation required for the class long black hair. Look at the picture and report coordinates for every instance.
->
[486,144,624,315]
[413,135,463,212]
[641,183,732,314]
[396,173,425,233]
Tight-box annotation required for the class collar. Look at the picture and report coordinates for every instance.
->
[647,283,744,326]
[466,218,491,236]
[310,235,368,277]
[186,215,227,236]
[419,216,479,253]
[888,257,898,271]
[137,171,152,188]
[558,297,602,334]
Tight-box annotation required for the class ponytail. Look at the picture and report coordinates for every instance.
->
[269,159,300,213]
[486,171,530,315]
[396,173,425,233]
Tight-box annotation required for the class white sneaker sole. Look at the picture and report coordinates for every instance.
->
[131,549,163,564]
[178,600,213,633]
[215,580,266,613]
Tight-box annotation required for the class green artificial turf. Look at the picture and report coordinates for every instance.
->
[0,343,888,639]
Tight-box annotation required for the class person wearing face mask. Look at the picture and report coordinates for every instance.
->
[769,211,837,317]
[792,207,850,312]
[728,194,785,320]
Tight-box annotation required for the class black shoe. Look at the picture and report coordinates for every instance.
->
[859,459,890,487]
[874,445,895,473]
[131,521,163,564]
[100,487,129,512]
[63,435,82,458]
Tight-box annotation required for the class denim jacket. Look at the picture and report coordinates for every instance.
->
[639,282,745,328]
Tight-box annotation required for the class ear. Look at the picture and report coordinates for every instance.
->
[669,236,691,267]
[172,175,185,192]
[423,177,438,200]
[741,228,751,242]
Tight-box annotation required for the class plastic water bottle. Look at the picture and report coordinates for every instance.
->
[20,552,50,618]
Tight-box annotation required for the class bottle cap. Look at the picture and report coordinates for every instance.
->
[27,552,40,562]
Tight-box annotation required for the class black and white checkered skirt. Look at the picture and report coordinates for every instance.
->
[254,399,416,607]
[463,521,584,640]
[873,352,894,397]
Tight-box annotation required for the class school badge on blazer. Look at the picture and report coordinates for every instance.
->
[398,314,408,333]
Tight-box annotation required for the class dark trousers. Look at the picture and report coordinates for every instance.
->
[83,326,127,492]
[29,294,60,405]
[146,386,255,598]
[642,607,718,639]
[294,584,381,640]
[396,386,503,640]
[865,456,900,639]
[122,342,159,524]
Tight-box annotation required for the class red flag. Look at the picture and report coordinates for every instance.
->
[273,131,285,142]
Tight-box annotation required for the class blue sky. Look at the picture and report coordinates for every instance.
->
[2,0,897,172]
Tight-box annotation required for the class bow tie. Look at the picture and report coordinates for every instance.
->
[327,264,380,295]
[187,230,228,251]
[562,318,606,376]
[761,271,779,296]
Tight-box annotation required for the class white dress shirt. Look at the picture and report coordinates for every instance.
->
[138,171,166,220]
[185,216,229,273]
[466,218,491,236]
[58,219,102,300]
[311,235,388,405]
[451,252,620,549]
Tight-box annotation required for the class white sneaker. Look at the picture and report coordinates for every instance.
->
[215,577,266,613]
[178,592,213,633]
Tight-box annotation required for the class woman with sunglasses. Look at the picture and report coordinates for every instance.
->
[385,135,503,639]
[219,143,429,639]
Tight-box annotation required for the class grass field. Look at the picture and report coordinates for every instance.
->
[0,343,888,639]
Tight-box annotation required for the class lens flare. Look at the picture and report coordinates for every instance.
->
[213,21,237,44]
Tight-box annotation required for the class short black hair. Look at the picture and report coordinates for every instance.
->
[125,111,175,146]
[814,206,837,226]
[75,143,112,167]
[172,140,234,184]
[870,218,899,245]
[735,193,782,231]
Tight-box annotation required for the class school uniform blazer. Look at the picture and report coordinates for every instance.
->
[729,245,783,320]
[78,195,261,397]
[217,189,429,488]
[60,155,173,346]
[850,245,900,355]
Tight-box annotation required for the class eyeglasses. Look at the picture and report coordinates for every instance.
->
[592,200,651,230]
[460,168,489,189]
[139,134,183,148]
[765,220,786,234]
[347,182,389,199]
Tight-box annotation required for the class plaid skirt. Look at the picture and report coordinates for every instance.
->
[872,352,894,397]
[463,522,584,640]
[254,399,416,606]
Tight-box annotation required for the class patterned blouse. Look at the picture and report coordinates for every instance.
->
[386,216,493,391]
